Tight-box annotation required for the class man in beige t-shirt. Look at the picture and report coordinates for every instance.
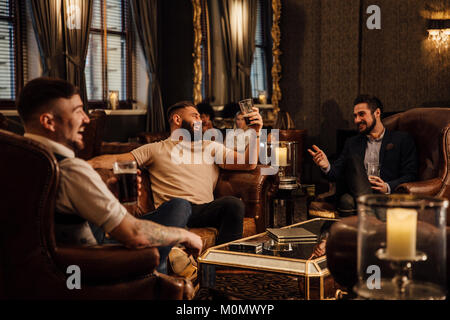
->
[90,101,263,244]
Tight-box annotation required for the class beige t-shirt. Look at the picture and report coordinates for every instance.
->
[131,138,234,208]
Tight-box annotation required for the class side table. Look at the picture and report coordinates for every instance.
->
[270,182,316,227]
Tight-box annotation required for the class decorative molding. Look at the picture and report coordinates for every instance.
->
[271,0,282,113]
[192,0,203,104]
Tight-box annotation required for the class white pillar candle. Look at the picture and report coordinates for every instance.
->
[258,93,267,105]
[275,147,287,166]
[109,92,119,110]
[386,208,417,260]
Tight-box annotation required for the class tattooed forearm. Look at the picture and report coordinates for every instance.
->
[110,213,202,255]
[133,219,185,247]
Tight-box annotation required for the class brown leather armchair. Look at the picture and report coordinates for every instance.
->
[99,134,277,251]
[0,129,193,299]
[309,107,450,219]
[0,112,8,130]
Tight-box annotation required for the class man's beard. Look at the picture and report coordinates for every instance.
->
[181,120,201,141]
[357,115,376,135]
[73,125,87,151]
[73,140,85,151]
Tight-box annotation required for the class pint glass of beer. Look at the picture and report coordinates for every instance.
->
[113,161,138,205]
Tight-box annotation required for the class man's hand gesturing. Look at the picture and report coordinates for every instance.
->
[307,145,330,170]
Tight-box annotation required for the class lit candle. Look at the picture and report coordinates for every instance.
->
[275,147,287,166]
[386,208,417,260]
[258,93,267,105]
[109,91,119,110]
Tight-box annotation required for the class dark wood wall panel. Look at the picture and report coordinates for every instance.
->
[319,0,360,154]
[280,0,450,185]
[360,0,450,112]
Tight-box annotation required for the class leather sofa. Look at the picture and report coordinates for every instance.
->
[79,110,277,250]
[0,129,194,299]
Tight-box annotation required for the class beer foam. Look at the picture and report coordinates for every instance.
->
[113,169,137,174]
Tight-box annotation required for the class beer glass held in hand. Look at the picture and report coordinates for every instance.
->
[113,161,138,205]
[367,162,380,177]
[238,99,254,125]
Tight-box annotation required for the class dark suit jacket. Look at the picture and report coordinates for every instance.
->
[326,129,418,192]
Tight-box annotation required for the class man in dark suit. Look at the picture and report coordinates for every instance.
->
[308,95,418,216]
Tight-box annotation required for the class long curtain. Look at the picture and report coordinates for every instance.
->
[29,0,66,79]
[63,0,93,105]
[219,0,257,103]
[29,0,92,106]
[130,0,165,133]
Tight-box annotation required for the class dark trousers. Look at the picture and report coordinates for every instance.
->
[188,196,245,244]
[90,198,192,274]
[335,154,373,216]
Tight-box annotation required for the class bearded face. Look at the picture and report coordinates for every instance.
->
[353,103,378,136]
[52,95,90,151]
[181,119,202,141]
[356,112,377,135]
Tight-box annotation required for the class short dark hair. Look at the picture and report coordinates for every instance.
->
[196,102,215,121]
[166,101,196,122]
[17,77,80,123]
[353,94,383,114]
[222,102,240,119]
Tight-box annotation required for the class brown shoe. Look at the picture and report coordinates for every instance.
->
[168,247,198,281]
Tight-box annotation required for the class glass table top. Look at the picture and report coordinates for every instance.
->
[198,218,337,276]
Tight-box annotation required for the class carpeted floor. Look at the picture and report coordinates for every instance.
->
[194,270,305,300]
[194,196,326,300]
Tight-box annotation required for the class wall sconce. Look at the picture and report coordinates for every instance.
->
[426,19,450,49]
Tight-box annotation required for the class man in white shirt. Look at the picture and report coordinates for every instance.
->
[16,77,202,274]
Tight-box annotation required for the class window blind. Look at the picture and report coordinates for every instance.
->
[85,0,127,102]
[0,0,14,99]
[85,33,103,100]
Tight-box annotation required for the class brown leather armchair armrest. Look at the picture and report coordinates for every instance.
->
[325,216,358,291]
[316,182,336,201]
[137,132,170,144]
[156,272,195,300]
[394,178,443,196]
[215,165,276,233]
[52,245,159,283]
[215,165,275,204]
[100,141,143,155]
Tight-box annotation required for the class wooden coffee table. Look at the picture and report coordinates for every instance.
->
[198,218,340,300]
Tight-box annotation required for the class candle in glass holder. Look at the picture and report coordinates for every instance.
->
[386,208,417,260]
[274,147,287,166]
